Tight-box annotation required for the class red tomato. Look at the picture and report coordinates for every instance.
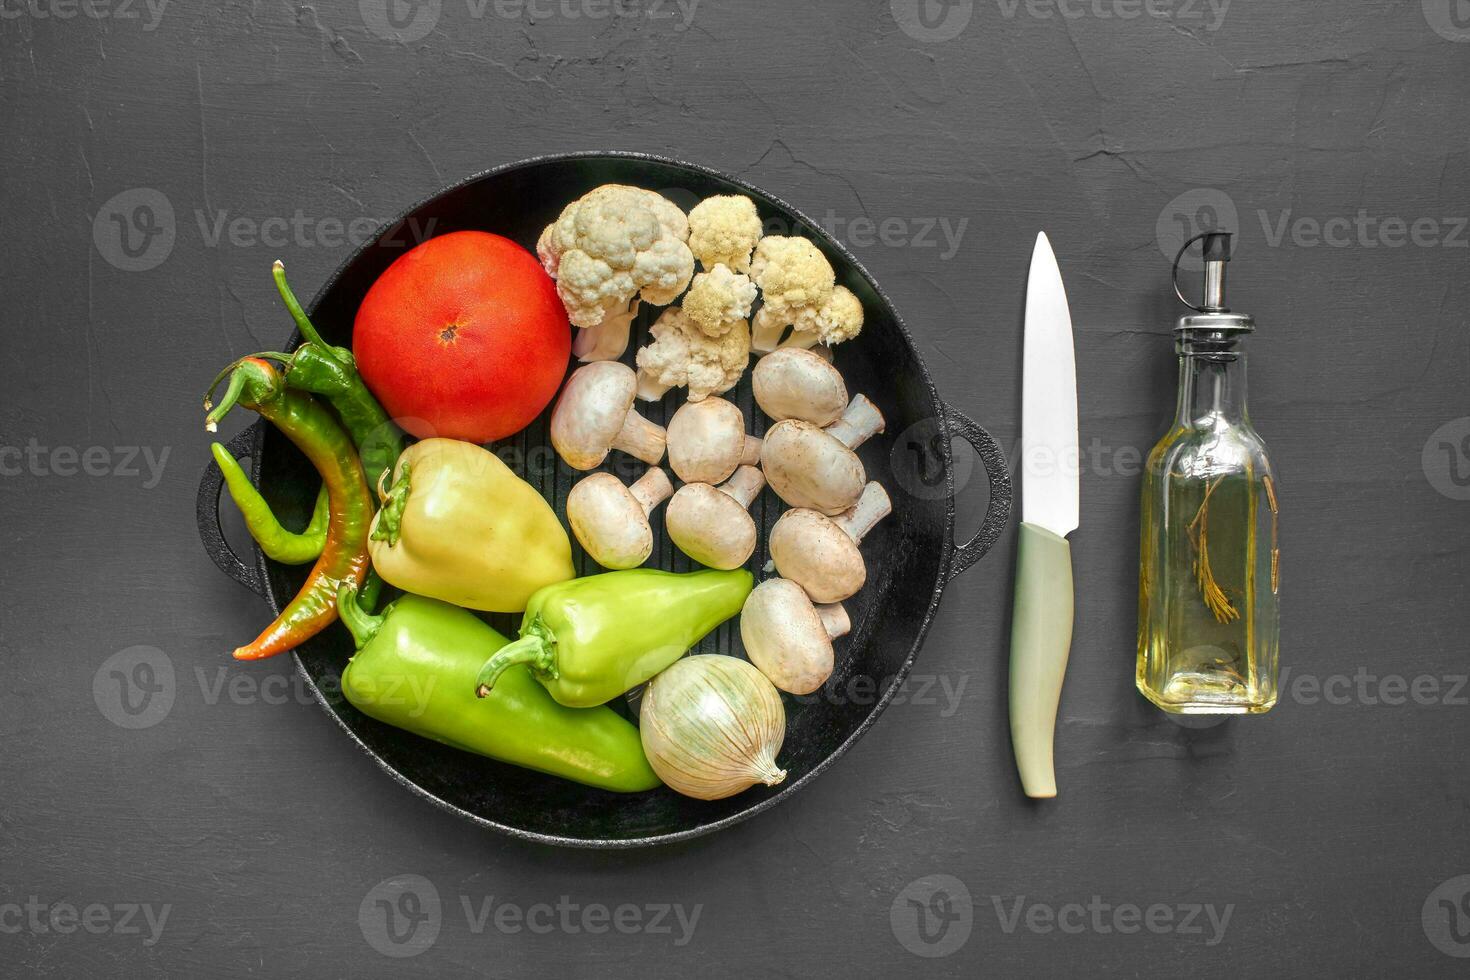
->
[353,231,571,443]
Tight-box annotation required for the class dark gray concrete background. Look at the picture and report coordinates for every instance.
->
[3,0,1468,975]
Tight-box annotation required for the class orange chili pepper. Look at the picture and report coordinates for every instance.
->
[204,357,371,659]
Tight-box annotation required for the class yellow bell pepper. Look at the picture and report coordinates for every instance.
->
[368,438,575,612]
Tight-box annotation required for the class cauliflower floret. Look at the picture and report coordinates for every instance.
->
[778,285,865,351]
[687,195,763,273]
[681,263,757,337]
[635,307,751,403]
[550,251,641,361]
[747,236,836,351]
[538,184,695,361]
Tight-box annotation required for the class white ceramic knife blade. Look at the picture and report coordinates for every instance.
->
[1008,231,1079,799]
[1021,232,1079,534]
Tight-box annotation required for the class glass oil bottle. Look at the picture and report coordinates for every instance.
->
[1137,232,1280,714]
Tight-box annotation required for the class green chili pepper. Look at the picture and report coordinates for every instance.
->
[337,584,661,793]
[205,358,373,660]
[211,444,329,564]
[204,263,407,568]
[474,568,753,708]
[209,443,381,610]
[265,261,405,495]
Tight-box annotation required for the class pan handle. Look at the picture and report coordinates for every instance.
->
[942,403,1012,582]
[196,422,269,600]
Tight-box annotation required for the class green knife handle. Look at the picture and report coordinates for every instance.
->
[1008,521,1074,799]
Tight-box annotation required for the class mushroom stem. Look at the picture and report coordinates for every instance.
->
[816,602,851,640]
[718,465,766,509]
[574,298,640,362]
[628,466,673,514]
[739,435,762,467]
[833,481,892,546]
[825,394,885,450]
[614,411,668,465]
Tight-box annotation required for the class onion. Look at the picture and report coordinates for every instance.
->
[639,655,787,800]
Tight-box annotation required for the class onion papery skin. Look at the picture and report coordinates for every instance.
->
[640,655,787,800]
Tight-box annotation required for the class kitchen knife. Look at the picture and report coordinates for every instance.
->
[1009,232,1079,800]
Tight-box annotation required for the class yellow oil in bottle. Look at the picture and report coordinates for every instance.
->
[1137,231,1279,715]
[1137,458,1279,713]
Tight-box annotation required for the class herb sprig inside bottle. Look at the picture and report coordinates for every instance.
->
[1136,231,1281,714]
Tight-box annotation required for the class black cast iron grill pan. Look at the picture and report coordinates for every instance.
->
[196,153,1010,847]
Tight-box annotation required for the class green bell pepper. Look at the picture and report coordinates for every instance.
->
[337,584,660,793]
[474,568,753,708]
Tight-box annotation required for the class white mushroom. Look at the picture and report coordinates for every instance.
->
[752,348,849,426]
[768,481,891,603]
[760,394,884,515]
[550,362,667,471]
[740,579,851,695]
[567,467,673,569]
[666,396,762,485]
[665,465,766,570]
